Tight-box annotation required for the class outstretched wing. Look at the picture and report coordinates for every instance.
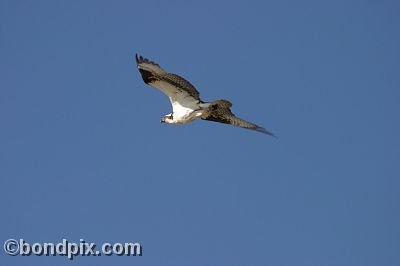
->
[135,54,202,115]
[202,100,275,136]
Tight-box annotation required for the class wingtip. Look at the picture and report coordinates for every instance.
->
[135,53,140,64]
[134,54,161,68]
[257,127,277,137]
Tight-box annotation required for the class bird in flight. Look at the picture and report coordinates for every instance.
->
[135,54,275,136]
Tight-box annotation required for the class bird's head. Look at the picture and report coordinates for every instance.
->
[160,114,174,124]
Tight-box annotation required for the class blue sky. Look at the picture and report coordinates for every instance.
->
[1,0,399,265]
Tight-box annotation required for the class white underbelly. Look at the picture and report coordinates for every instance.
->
[171,99,197,118]
[173,109,204,124]
[169,94,203,124]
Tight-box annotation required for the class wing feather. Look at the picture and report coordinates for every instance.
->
[135,54,201,115]
[202,100,275,136]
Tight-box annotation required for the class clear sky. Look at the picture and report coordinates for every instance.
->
[1,0,399,265]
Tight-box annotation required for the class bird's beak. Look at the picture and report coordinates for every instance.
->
[160,118,165,123]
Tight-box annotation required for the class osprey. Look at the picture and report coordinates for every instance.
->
[135,54,275,136]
